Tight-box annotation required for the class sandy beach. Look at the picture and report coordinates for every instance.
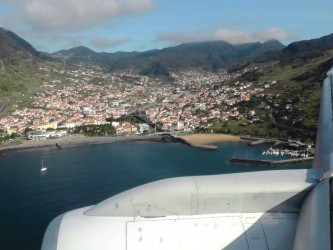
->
[176,133,243,144]
[0,133,243,153]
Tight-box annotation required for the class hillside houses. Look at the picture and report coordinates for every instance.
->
[0,67,274,137]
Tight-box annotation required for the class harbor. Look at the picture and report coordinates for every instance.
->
[235,135,314,166]
[262,147,311,158]
[241,135,312,149]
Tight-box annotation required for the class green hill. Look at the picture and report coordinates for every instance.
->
[52,46,138,69]
[0,28,73,116]
[54,40,285,73]
[1,27,333,141]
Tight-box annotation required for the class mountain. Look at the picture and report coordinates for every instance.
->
[139,62,174,82]
[52,46,138,69]
[53,40,285,73]
[0,28,59,111]
[112,41,281,72]
[1,27,333,139]
[283,33,333,55]
[0,28,49,60]
[0,28,41,61]
[255,33,333,63]
[241,34,333,135]
[253,33,333,84]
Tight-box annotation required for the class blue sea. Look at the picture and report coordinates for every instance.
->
[0,141,311,250]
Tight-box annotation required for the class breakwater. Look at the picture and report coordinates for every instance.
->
[230,157,314,166]
[240,135,311,150]
[163,134,218,150]
[241,135,282,146]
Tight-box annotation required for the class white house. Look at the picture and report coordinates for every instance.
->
[27,130,50,140]
[137,123,150,134]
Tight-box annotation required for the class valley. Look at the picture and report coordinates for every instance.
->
[1,28,333,142]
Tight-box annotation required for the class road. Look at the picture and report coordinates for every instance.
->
[0,87,44,117]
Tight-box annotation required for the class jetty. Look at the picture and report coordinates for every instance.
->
[230,157,314,166]
[175,137,218,150]
[241,136,281,146]
[161,134,218,150]
[248,139,267,146]
[241,135,312,151]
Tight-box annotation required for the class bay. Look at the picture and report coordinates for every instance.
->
[0,141,311,250]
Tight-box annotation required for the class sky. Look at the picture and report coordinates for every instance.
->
[0,0,332,53]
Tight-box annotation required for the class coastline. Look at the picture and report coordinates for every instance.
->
[0,133,243,154]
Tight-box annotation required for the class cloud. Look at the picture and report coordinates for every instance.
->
[214,27,297,43]
[90,37,130,49]
[157,27,298,45]
[0,0,155,31]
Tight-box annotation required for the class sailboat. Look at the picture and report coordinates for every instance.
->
[40,160,47,171]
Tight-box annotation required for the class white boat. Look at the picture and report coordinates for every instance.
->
[40,160,47,171]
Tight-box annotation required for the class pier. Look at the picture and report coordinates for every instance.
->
[241,136,282,146]
[230,157,314,166]
[248,139,267,146]
[162,134,218,150]
[241,135,311,150]
[175,137,218,150]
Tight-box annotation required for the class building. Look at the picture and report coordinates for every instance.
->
[48,130,68,138]
[38,122,58,131]
[137,123,150,134]
[27,130,50,140]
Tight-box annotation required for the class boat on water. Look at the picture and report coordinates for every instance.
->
[40,160,47,171]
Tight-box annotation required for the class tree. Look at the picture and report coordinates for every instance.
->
[10,133,20,139]
[106,115,113,123]
[24,127,33,133]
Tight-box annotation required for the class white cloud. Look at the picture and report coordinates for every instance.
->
[157,27,298,45]
[214,27,296,44]
[0,0,155,31]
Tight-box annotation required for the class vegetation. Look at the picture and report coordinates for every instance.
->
[256,50,333,134]
[1,28,333,142]
[0,132,20,143]
[139,62,173,82]
[74,124,115,136]
[113,115,146,124]
[56,40,285,73]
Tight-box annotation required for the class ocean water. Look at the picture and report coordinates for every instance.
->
[0,141,311,250]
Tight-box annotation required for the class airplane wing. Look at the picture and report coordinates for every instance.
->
[41,67,333,250]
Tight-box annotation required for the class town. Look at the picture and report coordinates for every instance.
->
[0,65,277,141]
